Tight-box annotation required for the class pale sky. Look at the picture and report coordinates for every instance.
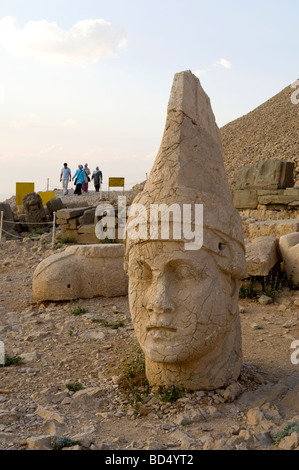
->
[0,0,298,200]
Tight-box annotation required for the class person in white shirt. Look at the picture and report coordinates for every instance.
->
[60,163,71,195]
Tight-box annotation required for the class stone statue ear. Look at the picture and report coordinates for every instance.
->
[215,238,247,281]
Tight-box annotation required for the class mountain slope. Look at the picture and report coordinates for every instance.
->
[221,82,299,184]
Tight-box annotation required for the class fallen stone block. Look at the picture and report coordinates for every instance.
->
[77,233,99,244]
[32,244,128,301]
[26,435,55,450]
[258,194,299,206]
[46,197,64,216]
[56,207,89,220]
[245,236,280,276]
[78,207,96,225]
[77,224,96,234]
[279,232,299,285]
[232,190,258,209]
[232,159,295,190]
[36,405,66,424]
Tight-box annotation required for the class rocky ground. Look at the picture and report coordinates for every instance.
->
[0,234,299,451]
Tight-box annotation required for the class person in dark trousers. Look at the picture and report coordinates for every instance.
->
[91,166,103,192]
[72,164,85,195]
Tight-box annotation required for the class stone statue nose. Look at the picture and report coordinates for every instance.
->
[148,277,175,313]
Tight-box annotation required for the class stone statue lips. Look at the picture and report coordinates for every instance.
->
[146,323,177,340]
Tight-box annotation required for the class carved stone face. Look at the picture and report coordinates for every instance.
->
[127,241,236,365]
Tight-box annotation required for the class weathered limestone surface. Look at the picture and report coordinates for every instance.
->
[232,159,294,190]
[33,244,128,301]
[248,219,299,239]
[279,233,299,286]
[0,202,18,237]
[125,71,247,391]
[56,208,89,220]
[245,237,280,276]
[232,188,299,210]
[232,190,259,209]
[23,192,47,229]
[46,198,64,216]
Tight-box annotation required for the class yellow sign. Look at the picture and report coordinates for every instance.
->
[37,191,56,205]
[109,177,125,188]
[16,182,35,206]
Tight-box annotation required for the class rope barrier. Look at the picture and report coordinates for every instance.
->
[1,228,28,239]
[3,219,53,226]
[0,210,56,245]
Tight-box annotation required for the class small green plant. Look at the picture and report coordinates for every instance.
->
[27,228,46,238]
[65,382,83,392]
[68,329,74,336]
[98,237,118,244]
[51,436,81,450]
[59,237,77,245]
[4,355,23,367]
[272,422,299,444]
[71,306,89,316]
[239,285,257,299]
[157,384,186,403]
[92,318,124,329]
[120,347,150,407]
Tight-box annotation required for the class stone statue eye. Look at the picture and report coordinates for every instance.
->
[174,264,198,281]
[131,261,152,281]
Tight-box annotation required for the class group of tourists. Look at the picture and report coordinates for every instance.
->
[60,163,103,196]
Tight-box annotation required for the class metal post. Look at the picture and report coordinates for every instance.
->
[0,211,4,242]
[47,178,49,192]
[52,212,56,249]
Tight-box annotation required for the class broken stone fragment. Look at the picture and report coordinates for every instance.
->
[279,232,299,286]
[32,244,128,301]
[245,236,280,276]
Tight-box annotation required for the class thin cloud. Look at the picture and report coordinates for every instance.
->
[0,16,127,65]
[216,58,232,69]
[60,119,79,129]
[194,58,232,78]
[9,114,42,129]
[0,82,5,104]
[194,69,208,77]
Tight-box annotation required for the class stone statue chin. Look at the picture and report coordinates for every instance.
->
[127,240,242,391]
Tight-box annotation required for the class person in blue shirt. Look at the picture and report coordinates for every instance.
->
[72,164,85,195]
[60,163,71,195]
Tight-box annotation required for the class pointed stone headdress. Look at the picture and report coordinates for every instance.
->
[125,70,247,280]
